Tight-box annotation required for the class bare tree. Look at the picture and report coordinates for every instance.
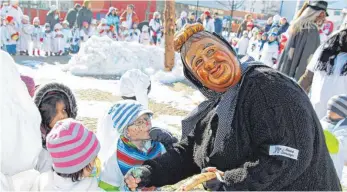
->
[217,0,245,36]
[164,0,175,71]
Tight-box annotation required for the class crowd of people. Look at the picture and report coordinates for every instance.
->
[1,0,347,191]
[0,0,165,57]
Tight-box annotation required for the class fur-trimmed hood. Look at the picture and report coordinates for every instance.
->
[34,82,77,118]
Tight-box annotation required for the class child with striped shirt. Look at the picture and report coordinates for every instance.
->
[97,100,177,191]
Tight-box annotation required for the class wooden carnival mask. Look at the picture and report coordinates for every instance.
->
[175,24,241,93]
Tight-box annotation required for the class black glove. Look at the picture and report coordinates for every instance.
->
[149,127,178,150]
[201,168,225,191]
[272,58,277,64]
[124,166,152,189]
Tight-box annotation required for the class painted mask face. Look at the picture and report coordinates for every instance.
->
[49,101,68,128]
[127,114,151,141]
[184,36,241,92]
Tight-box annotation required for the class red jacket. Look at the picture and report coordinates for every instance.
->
[120,11,140,25]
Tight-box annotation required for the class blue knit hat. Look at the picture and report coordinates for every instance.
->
[107,100,153,134]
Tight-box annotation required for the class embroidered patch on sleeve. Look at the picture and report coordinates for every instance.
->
[269,145,299,160]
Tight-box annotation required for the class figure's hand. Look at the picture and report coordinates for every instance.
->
[149,127,178,149]
[124,167,152,191]
[202,167,225,191]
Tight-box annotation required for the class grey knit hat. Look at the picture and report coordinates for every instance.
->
[327,94,347,118]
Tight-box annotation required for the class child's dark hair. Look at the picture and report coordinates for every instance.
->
[53,164,92,182]
[39,92,71,147]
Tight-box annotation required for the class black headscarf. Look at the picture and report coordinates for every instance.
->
[315,28,347,75]
[180,32,264,157]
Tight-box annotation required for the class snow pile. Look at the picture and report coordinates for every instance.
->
[68,36,185,83]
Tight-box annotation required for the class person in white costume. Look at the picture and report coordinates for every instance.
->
[236,31,249,56]
[149,12,162,45]
[176,11,187,31]
[61,20,72,55]
[139,25,150,45]
[247,27,260,59]
[1,0,23,27]
[0,50,42,191]
[52,23,64,55]
[42,23,53,56]
[31,17,42,56]
[18,15,33,55]
[298,26,347,119]
[89,19,97,36]
[260,32,279,68]
[2,15,19,55]
[128,23,141,43]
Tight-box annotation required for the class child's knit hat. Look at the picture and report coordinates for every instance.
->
[46,119,100,174]
[328,94,347,118]
[107,100,153,134]
[21,15,29,22]
[54,23,62,30]
[33,17,40,24]
[62,20,69,26]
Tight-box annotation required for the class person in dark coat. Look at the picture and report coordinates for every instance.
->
[237,14,252,38]
[278,1,328,81]
[45,5,59,31]
[76,0,93,29]
[64,3,81,28]
[278,17,289,36]
[213,12,223,36]
[123,23,341,191]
